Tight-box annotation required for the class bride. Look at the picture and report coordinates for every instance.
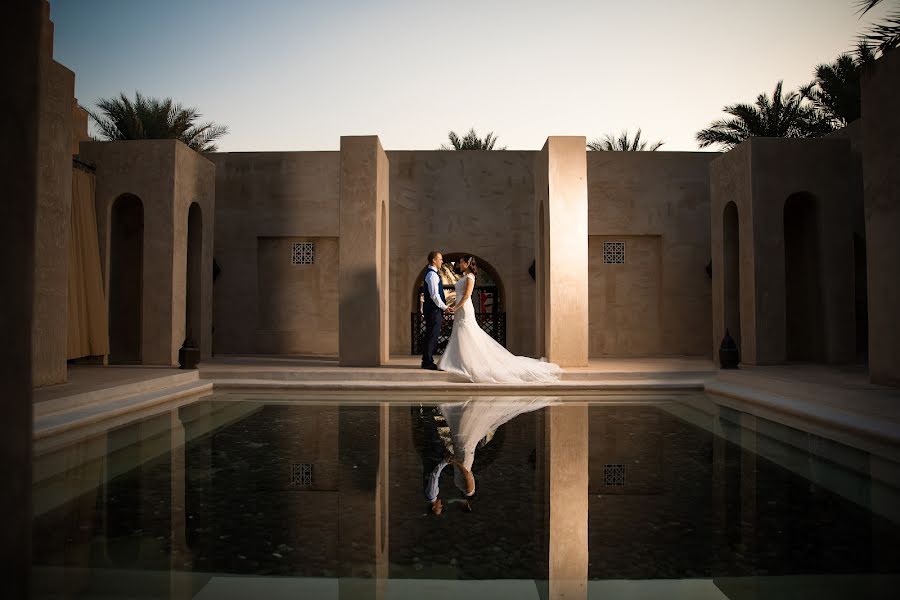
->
[438,255,562,384]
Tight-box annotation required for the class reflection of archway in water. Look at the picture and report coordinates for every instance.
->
[784,192,825,362]
[410,253,507,353]
[109,193,143,363]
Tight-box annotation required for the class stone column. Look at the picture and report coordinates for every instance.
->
[862,49,900,386]
[535,137,589,366]
[339,136,390,367]
[0,1,43,597]
[548,404,588,599]
[33,43,74,386]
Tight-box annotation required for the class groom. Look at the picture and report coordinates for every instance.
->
[421,251,454,370]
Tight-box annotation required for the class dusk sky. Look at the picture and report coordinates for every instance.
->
[48,0,889,152]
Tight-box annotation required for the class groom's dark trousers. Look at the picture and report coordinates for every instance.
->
[422,306,442,367]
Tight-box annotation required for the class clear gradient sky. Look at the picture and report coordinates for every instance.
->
[48,0,891,152]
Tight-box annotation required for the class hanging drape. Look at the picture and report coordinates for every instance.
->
[66,167,109,359]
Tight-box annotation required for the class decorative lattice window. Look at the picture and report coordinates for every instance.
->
[291,463,313,486]
[603,464,626,486]
[602,241,625,264]
[291,242,315,265]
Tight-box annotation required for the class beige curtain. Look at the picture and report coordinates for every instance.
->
[66,167,109,359]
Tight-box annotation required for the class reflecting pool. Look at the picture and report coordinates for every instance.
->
[32,392,900,599]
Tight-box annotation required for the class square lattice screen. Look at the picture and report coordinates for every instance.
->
[603,463,626,486]
[291,463,313,486]
[602,241,625,264]
[291,242,315,265]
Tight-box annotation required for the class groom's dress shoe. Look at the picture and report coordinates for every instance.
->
[421,363,438,370]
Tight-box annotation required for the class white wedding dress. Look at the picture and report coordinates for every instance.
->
[438,273,562,384]
[439,395,559,495]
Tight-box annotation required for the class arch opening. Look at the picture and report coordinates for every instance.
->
[108,194,144,363]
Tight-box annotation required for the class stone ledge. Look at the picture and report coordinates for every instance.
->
[33,380,213,439]
[34,370,199,418]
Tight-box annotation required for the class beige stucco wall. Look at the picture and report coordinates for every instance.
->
[588,151,715,357]
[540,137,590,367]
[710,142,756,363]
[209,152,340,355]
[32,55,75,386]
[72,103,90,155]
[862,49,900,385]
[2,2,42,592]
[80,139,215,366]
[256,236,339,354]
[339,136,390,366]
[388,150,539,357]
[213,147,721,359]
[172,142,216,360]
[710,137,857,366]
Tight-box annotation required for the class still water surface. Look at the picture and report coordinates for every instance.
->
[32,393,900,599]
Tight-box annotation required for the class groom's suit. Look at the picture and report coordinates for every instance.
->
[421,265,448,367]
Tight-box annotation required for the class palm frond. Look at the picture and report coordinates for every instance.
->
[695,80,834,151]
[859,10,900,54]
[88,91,228,152]
[440,128,506,150]
[857,0,887,15]
[586,128,664,151]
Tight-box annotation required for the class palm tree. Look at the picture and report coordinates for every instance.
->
[89,92,229,152]
[587,129,664,151]
[439,128,506,150]
[801,44,876,127]
[695,81,834,151]
[857,0,900,54]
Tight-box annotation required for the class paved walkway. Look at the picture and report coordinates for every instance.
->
[31,356,900,444]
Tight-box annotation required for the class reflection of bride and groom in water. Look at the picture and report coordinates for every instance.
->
[415,396,559,515]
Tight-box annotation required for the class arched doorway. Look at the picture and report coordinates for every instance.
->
[723,202,741,354]
[185,203,202,349]
[410,253,506,355]
[784,192,825,362]
[108,194,143,363]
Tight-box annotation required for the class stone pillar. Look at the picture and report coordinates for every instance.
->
[548,404,588,599]
[33,6,75,386]
[339,136,390,367]
[862,50,900,386]
[535,137,589,367]
[0,1,43,596]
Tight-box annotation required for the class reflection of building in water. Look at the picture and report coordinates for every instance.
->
[30,399,900,597]
[585,403,900,581]
[390,401,546,580]
[32,402,391,600]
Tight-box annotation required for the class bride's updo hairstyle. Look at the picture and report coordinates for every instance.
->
[464,255,478,276]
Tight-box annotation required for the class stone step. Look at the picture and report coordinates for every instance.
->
[34,380,214,439]
[200,367,714,384]
[34,370,201,419]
